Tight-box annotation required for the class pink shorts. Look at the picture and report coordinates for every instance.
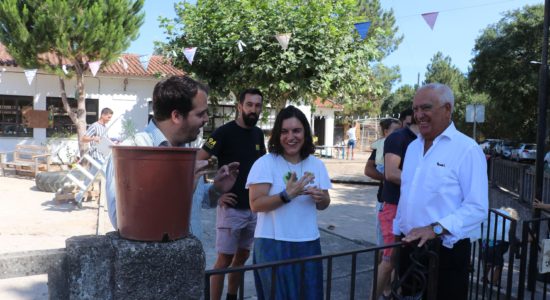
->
[216,206,256,254]
[378,203,398,260]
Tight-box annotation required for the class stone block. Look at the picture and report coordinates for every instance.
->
[56,232,204,300]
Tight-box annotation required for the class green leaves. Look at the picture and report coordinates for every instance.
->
[469,4,543,142]
[158,0,399,114]
[0,0,144,73]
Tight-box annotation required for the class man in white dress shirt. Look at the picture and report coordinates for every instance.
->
[392,83,488,299]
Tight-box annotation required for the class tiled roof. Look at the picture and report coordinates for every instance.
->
[314,97,343,110]
[0,43,184,77]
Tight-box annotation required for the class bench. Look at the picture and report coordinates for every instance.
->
[0,145,52,177]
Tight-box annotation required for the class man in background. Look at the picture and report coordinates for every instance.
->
[81,107,113,164]
[198,89,266,300]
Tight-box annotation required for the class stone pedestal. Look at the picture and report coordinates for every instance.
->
[49,232,205,300]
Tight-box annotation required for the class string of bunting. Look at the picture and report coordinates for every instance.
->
[8,1,511,83]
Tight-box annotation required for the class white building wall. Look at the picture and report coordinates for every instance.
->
[0,67,159,154]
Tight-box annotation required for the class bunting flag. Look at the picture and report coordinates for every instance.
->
[422,12,439,30]
[62,64,69,75]
[237,40,247,52]
[184,47,198,65]
[139,54,152,71]
[354,22,372,40]
[24,69,38,85]
[88,60,102,77]
[275,33,292,50]
[118,57,129,71]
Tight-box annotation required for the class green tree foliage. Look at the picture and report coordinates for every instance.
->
[380,84,416,117]
[159,0,400,114]
[0,0,144,155]
[355,0,403,58]
[469,4,543,142]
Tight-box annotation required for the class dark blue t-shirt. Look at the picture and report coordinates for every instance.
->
[202,121,266,209]
[381,127,417,205]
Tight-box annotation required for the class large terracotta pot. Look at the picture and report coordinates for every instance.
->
[112,146,198,242]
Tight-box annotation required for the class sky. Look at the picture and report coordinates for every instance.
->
[128,0,544,89]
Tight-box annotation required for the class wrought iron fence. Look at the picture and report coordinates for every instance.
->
[490,158,550,203]
[204,241,442,300]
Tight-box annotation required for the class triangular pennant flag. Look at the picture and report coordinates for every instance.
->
[118,57,129,71]
[62,64,69,75]
[275,33,291,50]
[422,12,439,30]
[24,69,38,85]
[237,40,247,52]
[139,54,152,71]
[88,60,102,77]
[354,22,371,40]
[184,47,197,65]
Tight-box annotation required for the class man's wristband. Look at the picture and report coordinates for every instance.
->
[279,189,291,204]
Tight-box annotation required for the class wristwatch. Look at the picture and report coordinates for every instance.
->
[432,223,444,236]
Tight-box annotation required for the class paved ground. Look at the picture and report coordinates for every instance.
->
[0,151,380,299]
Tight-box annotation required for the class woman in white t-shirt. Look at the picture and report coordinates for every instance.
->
[246,105,331,300]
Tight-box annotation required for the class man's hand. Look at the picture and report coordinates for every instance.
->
[218,192,238,207]
[193,160,209,190]
[402,225,437,247]
[213,162,240,193]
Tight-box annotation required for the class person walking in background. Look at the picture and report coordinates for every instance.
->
[394,83,488,299]
[198,88,266,300]
[346,124,357,160]
[247,105,331,300]
[81,107,113,164]
[373,109,418,300]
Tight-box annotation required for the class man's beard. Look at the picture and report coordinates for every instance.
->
[243,113,259,127]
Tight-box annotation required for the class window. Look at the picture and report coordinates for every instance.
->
[46,97,99,137]
[0,95,33,137]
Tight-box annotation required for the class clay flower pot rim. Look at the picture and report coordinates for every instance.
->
[111,145,199,152]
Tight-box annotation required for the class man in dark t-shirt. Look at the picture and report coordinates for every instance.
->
[373,109,419,300]
[198,89,266,300]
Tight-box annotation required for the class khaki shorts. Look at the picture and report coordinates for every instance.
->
[216,206,257,254]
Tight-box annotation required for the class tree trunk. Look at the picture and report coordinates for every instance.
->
[57,69,88,158]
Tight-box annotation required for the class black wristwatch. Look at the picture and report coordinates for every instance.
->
[431,222,444,237]
[279,189,291,203]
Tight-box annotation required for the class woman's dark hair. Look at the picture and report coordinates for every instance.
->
[152,76,208,121]
[379,118,400,135]
[268,105,315,159]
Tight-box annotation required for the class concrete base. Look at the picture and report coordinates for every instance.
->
[49,232,205,300]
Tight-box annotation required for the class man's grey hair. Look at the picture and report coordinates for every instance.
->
[418,83,455,113]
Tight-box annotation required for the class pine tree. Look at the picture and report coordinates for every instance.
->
[0,0,144,155]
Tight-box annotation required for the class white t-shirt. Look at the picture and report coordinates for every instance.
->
[347,127,356,141]
[246,153,332,242]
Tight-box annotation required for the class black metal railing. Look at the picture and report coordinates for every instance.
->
[204,241,440,300]
[470,208,518,300]
[517,215,550,299]
[490,158,550,203]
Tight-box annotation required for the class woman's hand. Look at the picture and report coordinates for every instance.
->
[304,186,330,210]
[285,171,315,199]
